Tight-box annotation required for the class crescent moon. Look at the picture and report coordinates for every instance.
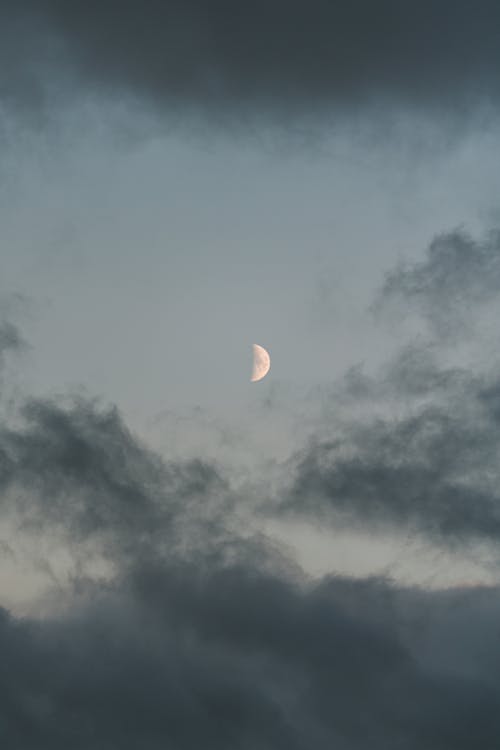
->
[251,344,271,382]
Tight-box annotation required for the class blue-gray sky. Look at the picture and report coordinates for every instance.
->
[3,2,500,748]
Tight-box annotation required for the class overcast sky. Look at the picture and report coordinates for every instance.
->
[2,2,500,748]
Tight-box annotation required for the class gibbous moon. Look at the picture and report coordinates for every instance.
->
[251,344,271,382]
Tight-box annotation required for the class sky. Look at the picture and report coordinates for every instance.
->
[2,1,500,747]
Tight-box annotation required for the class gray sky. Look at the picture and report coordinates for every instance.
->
[3,2,500,748]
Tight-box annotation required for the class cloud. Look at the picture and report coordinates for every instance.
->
[0,321,24,364]
[4,1,500,124]
[0,343,499,747]
[1,384,500,746]
[0,320,25,398]
[338,343,467,401]
[285,393,500,545]
[376,228,500,337]
[3,220,500,745]
[0,395,232,568]
[2,561,500,748]
[280,227,500,547]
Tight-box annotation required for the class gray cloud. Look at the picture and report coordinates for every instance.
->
[0,321,23,364]
[3,544,500,748]
[339,343,468,400]
[0,395,231,567]
[281,226,500,547]
[286,394,500,544]
[3,220,500,745]
[376,228,500,337]
[0,353,499,747]
[4,1,500,123]
[0,321,25,399]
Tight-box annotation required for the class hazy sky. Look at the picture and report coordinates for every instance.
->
[3,2,500,748]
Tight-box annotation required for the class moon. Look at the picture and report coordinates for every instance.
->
[251,344,271,382]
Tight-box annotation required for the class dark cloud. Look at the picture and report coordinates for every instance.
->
[3,556,500,748]
[0,357,499,747]
[0,395,231,566]
[281,226,500,546]
[376,228,500,337]
[0,321,23,364]
[3,1,500,122]
[286,394,500,544]
[0,320,25,397]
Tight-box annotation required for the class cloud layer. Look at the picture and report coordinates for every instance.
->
[2,221,500,749]
[3,565,500,749]
[1,390,500,749]
[4,1,500,122]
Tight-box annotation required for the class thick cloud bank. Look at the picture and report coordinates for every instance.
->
[3,1,500,122]
[2,569,500,749]
[1,391,500,749]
